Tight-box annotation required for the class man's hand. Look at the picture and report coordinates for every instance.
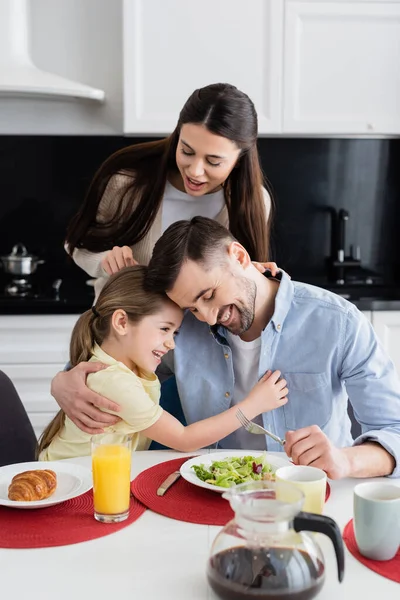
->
[51,362,122,435]
[284,425,351,479]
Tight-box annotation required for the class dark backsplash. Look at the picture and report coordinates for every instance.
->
[0,136,399,284]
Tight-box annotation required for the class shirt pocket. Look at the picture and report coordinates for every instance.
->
[282,372,331,430]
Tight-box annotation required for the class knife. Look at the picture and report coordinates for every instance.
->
[156,471,181,496]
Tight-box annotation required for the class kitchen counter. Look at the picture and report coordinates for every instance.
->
[0,276,94,315]
[317,282,400,312]
[0,276,399,315]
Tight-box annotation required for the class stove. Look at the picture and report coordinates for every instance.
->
[0,273,94,315]
[1,274,63,300]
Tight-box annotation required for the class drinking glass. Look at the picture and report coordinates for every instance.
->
[91,433,132,523]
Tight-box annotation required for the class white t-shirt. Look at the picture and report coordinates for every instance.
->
[161,181,225,232]
[226,331,266,450]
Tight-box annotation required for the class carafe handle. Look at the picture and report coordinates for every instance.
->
[294,511,345,583]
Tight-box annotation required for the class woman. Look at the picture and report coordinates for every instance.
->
[65,82,274,300]
[56,82,279,434]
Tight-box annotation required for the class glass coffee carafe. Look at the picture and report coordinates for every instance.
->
[207,480,344,600]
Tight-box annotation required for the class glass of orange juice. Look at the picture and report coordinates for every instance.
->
[91,434,132,523]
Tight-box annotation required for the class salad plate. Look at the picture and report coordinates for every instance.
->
[180,450,291,493]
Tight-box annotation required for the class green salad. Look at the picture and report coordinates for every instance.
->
[192,452,275,488]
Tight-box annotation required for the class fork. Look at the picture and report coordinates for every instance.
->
[236,408,286,446]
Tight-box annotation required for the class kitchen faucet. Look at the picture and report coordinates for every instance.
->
[337,209,349,263]
[326,207,361,284]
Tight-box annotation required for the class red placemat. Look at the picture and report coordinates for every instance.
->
[131,456,234,525]
[131,457,332,526]
[325,481,331,502]
[0,487,146,549]
[343,519,400,583]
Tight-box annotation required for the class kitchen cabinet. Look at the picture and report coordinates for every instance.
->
[371,311,400,375]
[0,315,79,439]
[123,0,400,136]
[123,0,284,134]
[283,1,400,135]
[3,0,400,136]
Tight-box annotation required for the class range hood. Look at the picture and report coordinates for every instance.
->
[0,0,105,101]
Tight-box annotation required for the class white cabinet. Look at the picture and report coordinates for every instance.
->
[2,0,400,135]
[123,0,400,136]
[123,0,284,134]
[0,315,79,439]
[371,311,400,375]
[283,1,400,135]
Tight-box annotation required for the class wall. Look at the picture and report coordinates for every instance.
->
[0,135,399,285]
[0,0,123,134]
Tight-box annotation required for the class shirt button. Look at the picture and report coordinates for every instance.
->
[225,392,230,398]
[224,353,229,359]
[277,324,281,330]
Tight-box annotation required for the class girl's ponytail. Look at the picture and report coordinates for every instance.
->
[70,310,97,366]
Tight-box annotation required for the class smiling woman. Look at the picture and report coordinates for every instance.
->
[64,83,274,301]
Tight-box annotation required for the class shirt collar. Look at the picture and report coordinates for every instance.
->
[210,268,294,340]
[91,343,157,381]
[91,343,122,366]
[268,269,294,333]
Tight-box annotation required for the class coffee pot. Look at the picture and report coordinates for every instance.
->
[207,480,344,600]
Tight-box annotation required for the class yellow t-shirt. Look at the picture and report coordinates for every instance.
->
[40,344,163,461]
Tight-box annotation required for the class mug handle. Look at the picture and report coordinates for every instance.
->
[294,511,345,582]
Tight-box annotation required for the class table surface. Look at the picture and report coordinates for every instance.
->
[0,449,399,600]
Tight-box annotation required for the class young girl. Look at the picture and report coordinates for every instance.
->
[38,266,288,460]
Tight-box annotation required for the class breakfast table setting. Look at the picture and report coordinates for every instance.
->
[0,448,399,600]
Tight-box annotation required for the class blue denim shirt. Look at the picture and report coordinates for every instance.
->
[161,271,400,477]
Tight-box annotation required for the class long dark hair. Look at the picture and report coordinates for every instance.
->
[65,83,273,261]
[37,266,168,456]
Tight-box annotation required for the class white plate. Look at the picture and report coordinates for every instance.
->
[180,450,291,493]
[0,461,93,509]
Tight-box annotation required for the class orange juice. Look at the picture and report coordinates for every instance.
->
[92,444,131,516]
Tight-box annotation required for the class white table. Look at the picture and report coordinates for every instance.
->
[1,450,399,600]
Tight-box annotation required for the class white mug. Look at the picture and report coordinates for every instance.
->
[353,482,400,561]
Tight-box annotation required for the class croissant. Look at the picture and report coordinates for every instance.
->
[8,469,57,502]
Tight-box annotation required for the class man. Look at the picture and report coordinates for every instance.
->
[52,217,400,479]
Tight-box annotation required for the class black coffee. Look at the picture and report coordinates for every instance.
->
[208,546,325,600]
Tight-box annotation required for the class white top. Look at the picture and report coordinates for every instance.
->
[161,181,225,231]
[67,173,271,300]
[0,449,397,600]
[226,331,265,450]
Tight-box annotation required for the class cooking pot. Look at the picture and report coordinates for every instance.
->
[0,243,45,276]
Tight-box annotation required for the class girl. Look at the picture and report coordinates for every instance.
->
[65,83,276,301]
[38,266,288,460]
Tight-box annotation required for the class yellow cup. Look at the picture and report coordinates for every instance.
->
[275,465,327,514]
[92,434,132,523]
